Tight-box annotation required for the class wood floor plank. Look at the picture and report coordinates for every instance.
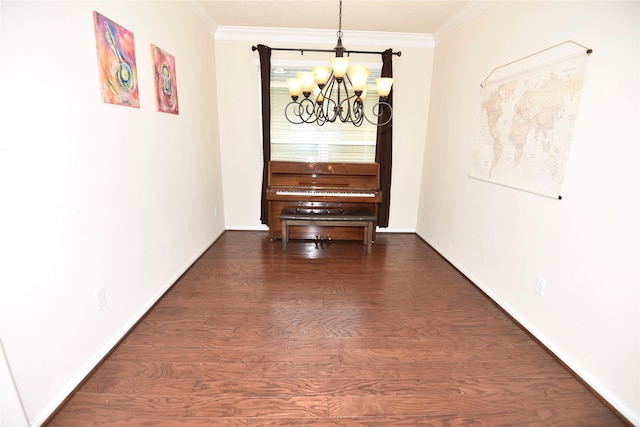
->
[190,378,457,398]
[327,394,535,417]
[183,396,329,418]
[80,376,197,396]
[45,231,628,426]
[245,415,546,426]
[48,415,248,427]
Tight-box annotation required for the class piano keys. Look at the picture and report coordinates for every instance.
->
[266,161,381,241]
[275,190,377,198]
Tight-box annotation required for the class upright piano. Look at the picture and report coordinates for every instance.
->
[266,161,382,241]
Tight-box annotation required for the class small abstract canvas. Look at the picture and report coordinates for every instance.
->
[93,12,139,108]
[151,44,179,114]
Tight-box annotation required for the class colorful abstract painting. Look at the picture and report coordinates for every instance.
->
[93,12,139,108]
[151,44,179,114]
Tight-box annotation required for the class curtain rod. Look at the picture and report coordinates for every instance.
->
[251,45,401,57]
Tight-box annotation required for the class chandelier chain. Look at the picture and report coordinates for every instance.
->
[336,0,343,39]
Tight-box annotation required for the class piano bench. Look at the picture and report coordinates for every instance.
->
[279,208,377,254]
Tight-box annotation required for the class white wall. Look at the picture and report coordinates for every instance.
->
[215,30,433,233]
[418,1,639,423]
[0,1,224,424]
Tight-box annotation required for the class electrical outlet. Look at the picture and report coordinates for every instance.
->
[535,276,546,296]
[95,287,107,310]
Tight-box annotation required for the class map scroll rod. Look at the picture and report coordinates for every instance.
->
[468,175,563,200]
[481,40,593,88]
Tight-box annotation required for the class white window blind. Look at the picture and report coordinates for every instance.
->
[269,64,381,163]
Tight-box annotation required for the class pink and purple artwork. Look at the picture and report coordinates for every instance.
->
[93,11,139,108]
[151,44,179,114]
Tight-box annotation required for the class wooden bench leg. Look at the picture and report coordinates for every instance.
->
[362,225,368,246]
[282,220,288,252]
[366,221,373,254]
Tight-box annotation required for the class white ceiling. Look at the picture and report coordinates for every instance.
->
[195,0,473,35]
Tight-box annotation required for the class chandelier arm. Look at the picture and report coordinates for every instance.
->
[336,82,357,123]
[336,80,352,123]
[285,99,319,124]
[350,98,365,127]
[301,99,319,123]
[315,105,327,126]
[320,97,338,123]
[361,101,393,126]
[320,78,340,123]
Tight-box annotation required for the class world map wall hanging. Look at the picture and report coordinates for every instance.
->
[470,41,592,200]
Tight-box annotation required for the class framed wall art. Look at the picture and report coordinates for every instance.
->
[93,12,140,108]
[151,44,179,114]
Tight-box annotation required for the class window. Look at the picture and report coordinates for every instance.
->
[269,62,382,163]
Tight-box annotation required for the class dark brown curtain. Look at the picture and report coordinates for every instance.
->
[375,49,393,227]
[257,44,271,225]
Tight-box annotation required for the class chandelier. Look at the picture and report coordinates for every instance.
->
[284,0,394,127]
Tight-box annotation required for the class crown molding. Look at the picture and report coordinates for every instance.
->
[433,0,496,45]
[215,26,434,49]
[180,0,217,37]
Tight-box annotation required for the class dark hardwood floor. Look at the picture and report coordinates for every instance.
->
[47,231,628,426]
